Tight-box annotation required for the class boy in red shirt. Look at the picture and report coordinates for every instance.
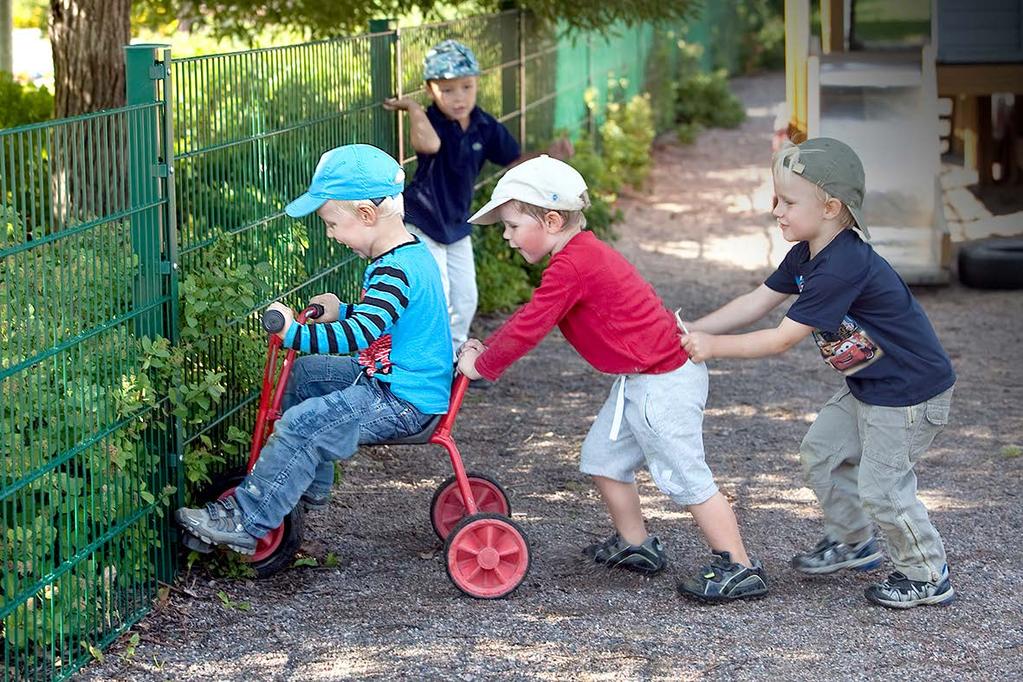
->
[457,156,767,602]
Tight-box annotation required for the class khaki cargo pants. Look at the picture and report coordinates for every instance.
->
[799,384,954,583]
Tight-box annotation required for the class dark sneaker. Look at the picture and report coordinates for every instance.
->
[180,530,214,554]
[677,551,769,603]
[865,566,955,609]
[791,536,882,575]
[175,496,257,555]
[300,492,330,512]
[583,534,667,576]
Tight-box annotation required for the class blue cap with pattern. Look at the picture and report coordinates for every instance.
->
[423,39,480,81]
[285,144,405,218]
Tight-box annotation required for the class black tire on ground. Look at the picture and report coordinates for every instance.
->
[957,239,1023,290]
[198,467,305,578]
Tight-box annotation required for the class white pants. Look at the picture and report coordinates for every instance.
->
[406,225,477,357]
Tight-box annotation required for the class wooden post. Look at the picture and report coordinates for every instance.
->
[957,95,979,171]
[785,0,811,139]
[977,95,993,184]
[821,0,846,54]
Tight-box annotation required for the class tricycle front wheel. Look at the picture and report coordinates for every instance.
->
[444,512,530,599]
[198,467,305,578]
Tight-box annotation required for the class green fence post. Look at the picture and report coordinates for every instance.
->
[517,10,527,146]
[369,19,396,155]
[500,3,518,127]
[124,44,169,342]
[586,32,595,139]
[124,43,182,582]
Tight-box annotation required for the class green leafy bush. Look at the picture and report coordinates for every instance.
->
[600,94,656,190]
[566,135,623,244]
[737,0,786,73]
[474,224,536,313]
[0,72,54,129]
[645,30,686,134]
[1,221,175,670]
[0,211,297,669]
[673,43,746,143]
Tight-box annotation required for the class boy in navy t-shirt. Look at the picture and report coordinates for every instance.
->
[680,138,957,609]
[383,40,520,357]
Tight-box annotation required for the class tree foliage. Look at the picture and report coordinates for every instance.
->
[133,0,699,39]
[39,0,700,119]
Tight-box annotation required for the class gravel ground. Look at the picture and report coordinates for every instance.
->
[80,73,1023,681]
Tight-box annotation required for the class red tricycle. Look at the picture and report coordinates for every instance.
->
[183,304,531,599]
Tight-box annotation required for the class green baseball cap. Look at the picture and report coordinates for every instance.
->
[782,137,869,239]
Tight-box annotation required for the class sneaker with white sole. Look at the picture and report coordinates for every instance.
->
[175,496,257,555]
[791,536,883,575]
[865,565,955,609]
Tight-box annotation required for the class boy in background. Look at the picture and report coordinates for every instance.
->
[384,39,520,357]
[384,39,570,357]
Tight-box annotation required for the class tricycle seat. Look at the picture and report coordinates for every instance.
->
[381,413,443,445]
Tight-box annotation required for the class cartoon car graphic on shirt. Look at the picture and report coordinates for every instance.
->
[812,318,883,376]
[827,339,875,371]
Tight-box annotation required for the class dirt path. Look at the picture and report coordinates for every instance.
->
[82,73,1023,681]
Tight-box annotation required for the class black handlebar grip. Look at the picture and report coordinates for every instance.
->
[308,303,325,319]
[261,309,286,333]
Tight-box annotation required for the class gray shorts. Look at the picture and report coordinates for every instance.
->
[579,360,718,506]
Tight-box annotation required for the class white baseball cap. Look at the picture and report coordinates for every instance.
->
[468,154,588,225]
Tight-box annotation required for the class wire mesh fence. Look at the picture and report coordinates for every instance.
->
[1,102,176,681]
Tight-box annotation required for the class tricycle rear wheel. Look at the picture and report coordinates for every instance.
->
[430,472,511,540]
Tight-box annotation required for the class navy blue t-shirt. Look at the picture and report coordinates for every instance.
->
[403,105,520,244]
[764,229,955,407]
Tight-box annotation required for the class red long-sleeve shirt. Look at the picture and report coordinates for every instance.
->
[476,230,689,381]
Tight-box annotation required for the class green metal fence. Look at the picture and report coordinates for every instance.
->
[1,98,176,679]
[1,8,740,679]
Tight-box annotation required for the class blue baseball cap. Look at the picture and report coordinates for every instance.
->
[423,39,480,81]
[285,144,406,218]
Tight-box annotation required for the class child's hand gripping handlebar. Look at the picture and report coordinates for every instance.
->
[260,303,325,334]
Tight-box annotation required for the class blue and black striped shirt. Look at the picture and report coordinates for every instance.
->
[283,237,452,413]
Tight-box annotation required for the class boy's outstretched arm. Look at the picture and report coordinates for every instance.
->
[383,97,441,154]
[687,284,790,334]
[681,317,814,362]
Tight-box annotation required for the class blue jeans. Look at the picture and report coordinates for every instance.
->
[233,355,435,537]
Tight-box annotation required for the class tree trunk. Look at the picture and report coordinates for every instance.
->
[1,0,13,74]
[49,0,131,118]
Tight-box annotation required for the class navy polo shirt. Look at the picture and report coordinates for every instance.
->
[765,229,956,407]
[403,105,520,244]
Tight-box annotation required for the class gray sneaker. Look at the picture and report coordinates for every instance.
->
[791,536,882,575]
[677,551,769,603]
[175,496,257,555]
[583,533,667,576]
[865,566,955,609]
[300,492,330,512]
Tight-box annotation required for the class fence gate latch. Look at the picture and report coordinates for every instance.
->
[149,61,169,80]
